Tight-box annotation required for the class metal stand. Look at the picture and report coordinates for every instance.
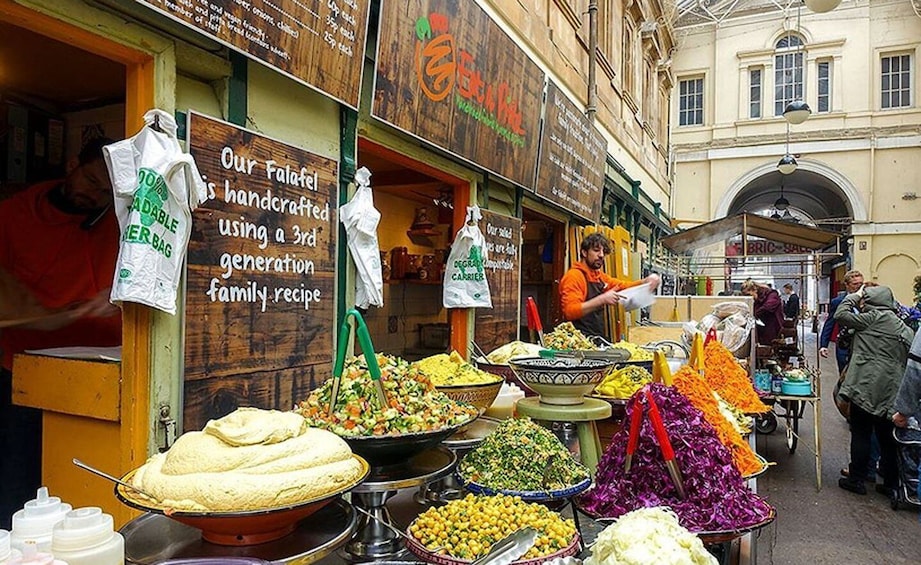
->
[344,447,456,561]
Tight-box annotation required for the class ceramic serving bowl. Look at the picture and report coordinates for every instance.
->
[507,357,615,405]
[435,380,503,414]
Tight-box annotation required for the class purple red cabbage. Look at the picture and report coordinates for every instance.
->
[579,383,773,532]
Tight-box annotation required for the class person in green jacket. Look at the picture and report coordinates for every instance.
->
[835,285,915,496]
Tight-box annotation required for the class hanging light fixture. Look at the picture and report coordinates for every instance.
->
[805,0,841,13]
[777,154,798,174]
[774,179,790,210]
[783,100,812,124]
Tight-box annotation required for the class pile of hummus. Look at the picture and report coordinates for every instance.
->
[129,407,365,512]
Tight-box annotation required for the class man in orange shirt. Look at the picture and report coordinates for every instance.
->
[0,137,121,527]
[559,232,659,340]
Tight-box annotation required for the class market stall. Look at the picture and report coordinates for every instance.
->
[658,212,843,491]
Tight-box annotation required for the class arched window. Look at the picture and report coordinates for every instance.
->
[774,33,804,116]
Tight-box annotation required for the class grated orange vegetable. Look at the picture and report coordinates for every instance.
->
[673,366,764,476]
[703,341,771,414]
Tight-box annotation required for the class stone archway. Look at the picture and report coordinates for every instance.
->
[715,159,867,223]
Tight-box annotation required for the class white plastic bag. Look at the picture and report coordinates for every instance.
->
[340,166,383,309]
[443,205,492,308]
[103,109,207,314]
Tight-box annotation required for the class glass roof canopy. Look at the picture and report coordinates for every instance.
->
[675,0,797,27]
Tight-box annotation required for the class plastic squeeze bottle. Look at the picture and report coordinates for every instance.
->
[5,541,67,565]
[51,508,123,565]
[0,530,22,564]
[10,488,72,553]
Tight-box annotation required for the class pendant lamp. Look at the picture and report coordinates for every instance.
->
[777,154,798,175]
[783,100,812,124]
[805,0,841,13]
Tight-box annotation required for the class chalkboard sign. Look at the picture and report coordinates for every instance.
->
[184,112,338,431]
[373,0,544,189]
[534,81,606,222]
[474,210,521,355]
[135,0,370,109]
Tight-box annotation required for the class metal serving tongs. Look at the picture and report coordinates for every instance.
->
[623,388,687,500]
[328,309,387,417]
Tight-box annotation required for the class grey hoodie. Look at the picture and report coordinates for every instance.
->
[835,286,915,418]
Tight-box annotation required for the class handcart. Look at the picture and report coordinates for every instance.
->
[753,365,822,490]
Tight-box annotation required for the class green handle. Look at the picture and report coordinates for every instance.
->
[539,349,557,359]
[329,309,386,415]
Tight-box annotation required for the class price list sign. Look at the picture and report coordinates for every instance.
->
[183,112,338,431]
[135,0,369,108]
[534,80,606,222]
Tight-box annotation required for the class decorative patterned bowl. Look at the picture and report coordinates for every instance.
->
[436,380,503,414]
[508,357,616,405]
[404,528,580,565]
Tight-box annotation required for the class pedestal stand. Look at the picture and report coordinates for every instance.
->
[415,418,501,506]
[515,397,611,475]
[344,447,456,561]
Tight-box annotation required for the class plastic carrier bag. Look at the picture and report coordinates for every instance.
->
[443,205,492,309]
[340,167,383,309]
[103,109,207,314]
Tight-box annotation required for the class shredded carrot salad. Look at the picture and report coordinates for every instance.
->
[703,342,771,414]
[673,366,765,476]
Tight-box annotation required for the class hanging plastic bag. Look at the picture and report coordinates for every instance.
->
[103,109,207,314]
[340,166,383,309]
[443,205,492,308]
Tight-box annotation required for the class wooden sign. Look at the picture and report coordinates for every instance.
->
[374,0,544,188]
[474,210,521,355]
[184,112,338,431]
[534,81,606,222]
[135,0,369,108]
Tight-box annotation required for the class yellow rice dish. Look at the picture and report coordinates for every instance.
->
[414,351,502,386]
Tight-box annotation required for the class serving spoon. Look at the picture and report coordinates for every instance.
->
[72,458,159,501]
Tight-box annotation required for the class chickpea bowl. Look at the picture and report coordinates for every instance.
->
[405,493,580,565]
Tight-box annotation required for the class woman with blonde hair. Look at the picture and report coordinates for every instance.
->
[741,279,784,345]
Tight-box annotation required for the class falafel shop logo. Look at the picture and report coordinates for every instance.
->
[413,13,527,147]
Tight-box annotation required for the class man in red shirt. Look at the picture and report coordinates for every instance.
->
[559,232,659,340]
[0,137,121,527]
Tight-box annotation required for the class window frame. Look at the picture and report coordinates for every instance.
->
[880,52,913,110]
[749,67,763,119]
[816,59,832,113]
[623,18,637,99]
[678,76,704,127]
[774,33,806,117]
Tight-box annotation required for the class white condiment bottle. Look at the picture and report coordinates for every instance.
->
[51,508,123,565]
[0,530,22,564]
[10,488,72,553]
[5,541,67,565]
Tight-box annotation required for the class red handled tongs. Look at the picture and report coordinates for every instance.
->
[623,388,688,500]
[704,327,718,346]
[525,296,545,347]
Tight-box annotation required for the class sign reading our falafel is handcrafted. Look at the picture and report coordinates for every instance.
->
[534,80,606,223]
[373,0,544,188]
[183,112,337,432]
[134,0,369,108]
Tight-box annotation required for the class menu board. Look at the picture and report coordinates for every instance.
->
[135,0,369,108]
[184,112,338,431]
[534,81,606,222]
[474,210,521,355]
[374,0,544,188]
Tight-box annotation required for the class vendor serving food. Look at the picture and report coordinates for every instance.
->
[128,408,366,512]
[296,353,478,436]
[559,232,659,340]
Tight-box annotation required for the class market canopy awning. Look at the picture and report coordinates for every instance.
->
[660,213,840,254]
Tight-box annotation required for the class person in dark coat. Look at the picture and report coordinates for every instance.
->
[835,285,914,496]
[741,279,784,345]
[783,283,800,320]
